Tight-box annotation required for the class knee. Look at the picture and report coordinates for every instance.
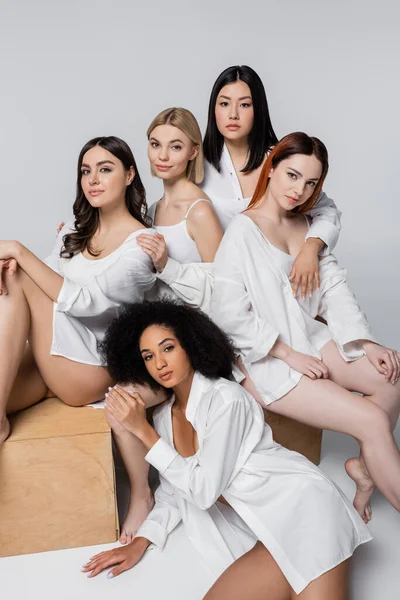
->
[360,404,391,441]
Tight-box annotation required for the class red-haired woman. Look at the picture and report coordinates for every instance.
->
[212,132,400,523]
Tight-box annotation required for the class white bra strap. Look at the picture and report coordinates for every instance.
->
[183,199,212,219]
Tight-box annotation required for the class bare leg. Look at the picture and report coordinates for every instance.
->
[264,357,400,518]
[321,341,400,520]
[203,542,290,600]
[0,269,113,443]
[106,383,167,544]
[293,560,349,600]
[203,542,348,600]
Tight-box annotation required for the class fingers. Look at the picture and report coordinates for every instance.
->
[307,274,314,298]
[291,273,300,298]
[300,275,307,300]
[307,358,329,380]
[385,349,399,383]
[315,270,320,291]
[57,221,65,234]
[382,350,394,382]
[82,551,123,578]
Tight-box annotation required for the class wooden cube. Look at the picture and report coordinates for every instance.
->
[265,411,322,465]
[0,398,118,557]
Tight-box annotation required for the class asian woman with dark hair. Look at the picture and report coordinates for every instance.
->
[202,65,342,299]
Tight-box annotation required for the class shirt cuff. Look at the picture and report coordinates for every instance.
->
[156,258,180,284]
[306,221,339,255]
[145,437,179,474]
[135,520,168,550]
[245,328,279,363]
[55,277,81,313]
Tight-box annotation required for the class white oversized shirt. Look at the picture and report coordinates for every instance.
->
[202,144,342,253]
[211,214,376,405]
[45,222,215,364]
[136,373,371,594]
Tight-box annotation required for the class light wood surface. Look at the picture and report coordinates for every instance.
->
[266,412,322,465]
[0,399,118,557]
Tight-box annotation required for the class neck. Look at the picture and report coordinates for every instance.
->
[162,174,192,204]
[257,190,290,222]
[225,137,249,166]
[172,370,195,410]
[97,198,131,233]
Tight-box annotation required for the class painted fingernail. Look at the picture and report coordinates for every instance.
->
[107,572,114,579]
[105,393,108,398]
[108,387,112,391]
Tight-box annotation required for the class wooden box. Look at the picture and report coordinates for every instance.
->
[0,398,118,557]
[265,411,322,465]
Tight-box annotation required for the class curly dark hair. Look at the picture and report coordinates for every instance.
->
[100,299,236,390]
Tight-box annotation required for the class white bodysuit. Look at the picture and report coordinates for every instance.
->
[136,372,372,595]
[211,214,376,405]
[147,200,214,313]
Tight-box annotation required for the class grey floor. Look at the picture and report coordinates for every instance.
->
[2,426,400,600]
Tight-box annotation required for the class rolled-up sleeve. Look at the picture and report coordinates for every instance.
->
[305,192,342,255]
[156,258,214,314]
[135,478,181,550]
[318,257,376,359]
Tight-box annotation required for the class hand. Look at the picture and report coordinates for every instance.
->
[105,386,148,436]
[285,348,329,380]
[0,240,21,262]
[0,258,18,295]
[57,221,65,234]
[137,232,168,273]
[82,537,150,578]
[362,341,400,384]
[289,238,322,299]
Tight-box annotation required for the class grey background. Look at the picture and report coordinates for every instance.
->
[0,2,399,598]
[1,0,399,346]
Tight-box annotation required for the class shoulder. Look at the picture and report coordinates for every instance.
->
[205,377,252,413]
[186,198,218,223]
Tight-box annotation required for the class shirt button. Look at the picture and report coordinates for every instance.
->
[238,198,241,201]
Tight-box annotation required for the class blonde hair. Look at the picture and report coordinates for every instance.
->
[147,107,204,184]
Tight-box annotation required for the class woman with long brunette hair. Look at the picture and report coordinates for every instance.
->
[212,132,400,523]
[202,65,342,298]
[0,135,157,444]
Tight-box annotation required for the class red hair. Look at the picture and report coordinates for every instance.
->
[247,132,329,214]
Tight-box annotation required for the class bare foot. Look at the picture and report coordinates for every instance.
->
[0,416,10,445]
[119,494,155,545]
[345,457,375,523]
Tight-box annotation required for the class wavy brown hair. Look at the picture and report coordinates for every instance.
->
[61,136,150,257]
[247,132,329,214]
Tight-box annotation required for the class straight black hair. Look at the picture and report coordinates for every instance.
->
[203,65,278,173]
[62,136,150,257]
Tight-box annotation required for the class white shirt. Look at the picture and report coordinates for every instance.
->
[45,222,215,364]
[202,144,342,253]
[137,372,371,595]
[211,214,376,405]
[44,222,156,365]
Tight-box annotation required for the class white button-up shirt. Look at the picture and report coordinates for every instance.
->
[202,144,342,253]
[137,372,371,595]
[211,214,376,404]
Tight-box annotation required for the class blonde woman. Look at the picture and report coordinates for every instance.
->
[137,107,223,309]
[109,108,223,545]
